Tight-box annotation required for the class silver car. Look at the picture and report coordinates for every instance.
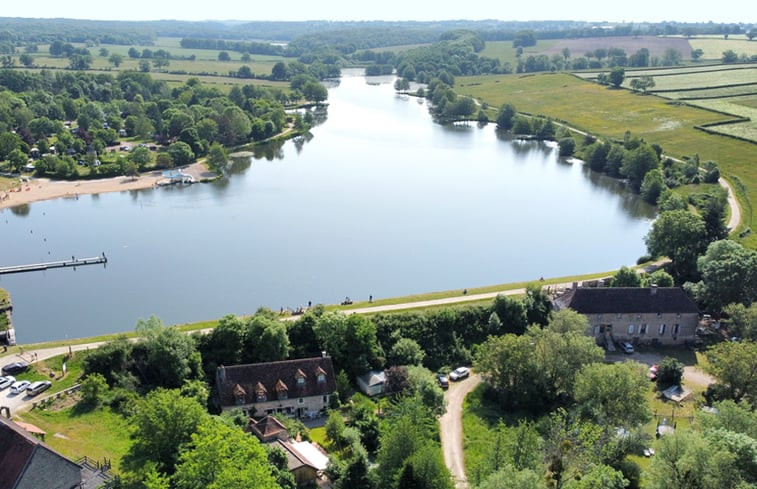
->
[0,376,15,390]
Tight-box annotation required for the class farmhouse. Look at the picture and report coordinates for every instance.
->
[553,285,700,346]
[216,355,336,418]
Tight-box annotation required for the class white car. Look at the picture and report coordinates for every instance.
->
[449,367,470,381]
[10,380,31,394]
[0,376,15,390]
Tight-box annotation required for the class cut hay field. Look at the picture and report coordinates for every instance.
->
[456,72,757,246]
[543,35,692,59]
[689,36,757,60]
[625,66,757,92]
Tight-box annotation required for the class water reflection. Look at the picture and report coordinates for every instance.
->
[9,204,29,217]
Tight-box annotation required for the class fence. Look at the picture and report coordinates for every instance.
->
[31,383,81,410]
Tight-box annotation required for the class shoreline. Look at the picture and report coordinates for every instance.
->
[0,161,217,210]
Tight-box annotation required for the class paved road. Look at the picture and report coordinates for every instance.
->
[0,343,105,415]
[440,374,481,489]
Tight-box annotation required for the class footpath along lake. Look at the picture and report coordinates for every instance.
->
[0,71,656,343]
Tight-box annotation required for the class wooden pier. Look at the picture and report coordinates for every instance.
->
[0,253,107,275]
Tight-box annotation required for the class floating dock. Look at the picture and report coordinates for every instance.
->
[0,253,107,275]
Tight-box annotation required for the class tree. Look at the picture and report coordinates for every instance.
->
[325,410,347,448]
[525,283,551,326]
[78,373,109,410]
[109,53,123,67]
[123,388,210,476]
[167,142,195,167]
[558,137,575,157]
[574,362,651,427]
[237,65,253,78]
[547,309,589,334]
[640,168,665,204]
[271,62,288,80]
[206,142,228,173]
[644,269,675,287]
[478,465,544,489]
[656,356,684,388]
[244,315,290,363]
[388,337,425,366]
[8,149,28,173]
[705,341,757,404]
[608,67,625,88]
[496,103,516,131]
[695,240,757,311]
[134,315,202,389]
[139,59,151,72]
[621,144,659,192]
[172,419,280,489]
[19,53,34,67]
[610,266,641,287]
[647,430,741,489]
[722,50,739,63]
[218,51,231,61]
[645,210,708,283]
[128,146,153,169]
[692,48,704,60]
[722,303,757,341]
[303,81,328,104]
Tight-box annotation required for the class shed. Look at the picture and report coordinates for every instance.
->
[356,370,385,397]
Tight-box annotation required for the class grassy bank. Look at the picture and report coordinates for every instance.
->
[456,72,757,247]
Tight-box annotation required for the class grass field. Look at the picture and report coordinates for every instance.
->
[16,406,132,473]
[689,37,757,60]
[625,66,757,91]
[480,40,559,67]
[455,72,757,246]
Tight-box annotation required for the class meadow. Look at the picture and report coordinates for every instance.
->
[456,72,757,246]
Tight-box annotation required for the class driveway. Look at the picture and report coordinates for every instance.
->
[440,373,481,489]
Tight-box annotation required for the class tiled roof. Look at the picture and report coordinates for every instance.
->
[217,356,336,408]
[555,287,699,315]
[249,415,288,441]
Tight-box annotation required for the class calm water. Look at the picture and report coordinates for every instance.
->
[1,72,656,343]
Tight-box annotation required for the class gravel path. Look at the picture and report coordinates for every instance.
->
[440,374,481,489]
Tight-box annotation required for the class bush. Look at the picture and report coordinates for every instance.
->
[558,137,576,157]
[656,356,684,389]
[78,373,109,410]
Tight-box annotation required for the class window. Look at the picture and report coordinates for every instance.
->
[278,391,288,400]
[628,324,635,335]
[636,314,642,320]
[297,377,305,385]
[657,312,662,318]
[323,395,329,404]
[257,393,267,402]
[673,324,680,336]
[298,398,304,405]
[659,324,666,335]
[593,325,601,335]
[317,373,326,383]
[676,312,681,318]
[616,313,623,319]
[640,324,648,335]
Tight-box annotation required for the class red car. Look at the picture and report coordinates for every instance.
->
[649,365,658,381]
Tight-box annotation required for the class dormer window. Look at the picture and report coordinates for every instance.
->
[255,382,267,403]
[295,369,307,385]
[315,366,327,384]
[233,384,247,406]
[276,379,288,400]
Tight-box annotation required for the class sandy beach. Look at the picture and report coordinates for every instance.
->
[0,162,217,210]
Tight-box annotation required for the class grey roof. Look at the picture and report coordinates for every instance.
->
[0,417,82,489]
[555,287,699,315]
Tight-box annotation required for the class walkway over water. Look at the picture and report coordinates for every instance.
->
[0,254,107,275]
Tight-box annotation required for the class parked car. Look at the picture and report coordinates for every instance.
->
[2,361,29,376]
[27,380,52,396]
[618,341,634,354]
[437,374,449,390]
[0,376,15,390]
[449,366,470,381]
[10,380,31,394]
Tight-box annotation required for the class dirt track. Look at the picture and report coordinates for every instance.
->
[440,374,481,489]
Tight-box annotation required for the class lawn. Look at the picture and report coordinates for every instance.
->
[456,72,757,247]
[16,406,132,473]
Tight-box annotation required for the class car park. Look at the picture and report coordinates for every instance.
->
[618,341,634,354]
[449,366,470,381]
[27,380,52,396]
[2,361,29,376]
[0,376,15,390]
[10,380,31,394]
[437,374,449,389]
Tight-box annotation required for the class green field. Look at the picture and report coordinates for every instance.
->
[625,66,757,91]
[480,40,559,67]
[689,36,757,60]
[456,72,757,246]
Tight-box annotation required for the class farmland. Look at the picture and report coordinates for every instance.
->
[543,35,693,60]
[455,72,757,247]
[480,40,559,67]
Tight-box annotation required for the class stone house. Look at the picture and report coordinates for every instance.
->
[216,355,336,418]
[554,286,700,346]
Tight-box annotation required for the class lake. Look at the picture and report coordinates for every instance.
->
[0,71,656,344]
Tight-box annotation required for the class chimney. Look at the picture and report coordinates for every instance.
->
[651,285,658,295]
[572,282,578,291]
[321,351,327,358]
[218,365,226,383]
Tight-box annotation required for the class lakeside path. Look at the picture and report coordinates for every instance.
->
[0,161,215,210]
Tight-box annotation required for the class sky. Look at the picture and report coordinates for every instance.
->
[2,0,754,24]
